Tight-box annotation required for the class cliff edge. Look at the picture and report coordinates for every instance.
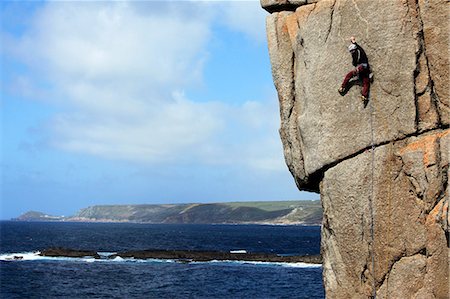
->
[261,0,449,298]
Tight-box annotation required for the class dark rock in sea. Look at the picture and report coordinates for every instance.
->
[110,249,322,264]
[39,247,100,259]
[37,247,321,264]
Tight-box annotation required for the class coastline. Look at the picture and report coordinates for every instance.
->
[4,219,322,226]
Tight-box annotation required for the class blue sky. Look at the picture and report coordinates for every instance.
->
[0,1,318,219]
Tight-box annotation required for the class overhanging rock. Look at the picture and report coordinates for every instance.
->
[261,0,449,297]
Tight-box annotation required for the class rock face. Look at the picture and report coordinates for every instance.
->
[261,0,449,298]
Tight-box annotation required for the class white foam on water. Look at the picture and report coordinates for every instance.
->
[95,257,177,264]
[97,252,116,258]
[0,252,90,262]
[146,258,177,263]
[111,256,125,262]
[194,259,322,268]
[280,262,322,268]
[83,258,97,263]
[0,252,112,263]
[229,250,247,254]
[0,252,42,261]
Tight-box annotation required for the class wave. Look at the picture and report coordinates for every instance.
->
[0,252,89,262]
[0,252,321,268]
[196,260,322,268]
[0,252,170,264]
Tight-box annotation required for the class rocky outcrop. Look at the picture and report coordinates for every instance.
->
[37,247,322,264]
[40,247,101,259]
[113,249,322,264]
[261,0,449,298]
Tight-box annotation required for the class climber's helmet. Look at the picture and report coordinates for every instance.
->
[348,44,357,52]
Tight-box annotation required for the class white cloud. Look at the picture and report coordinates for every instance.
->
[6,1,285,171]
[191,96,286,171]
[51,91,224,163]
[21,1,210,92]
[10,1,217,162]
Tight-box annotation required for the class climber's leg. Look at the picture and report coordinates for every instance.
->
[341,69,358,90]
[361,75,370,98]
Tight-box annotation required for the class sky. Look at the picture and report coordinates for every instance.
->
[0,0,319,219]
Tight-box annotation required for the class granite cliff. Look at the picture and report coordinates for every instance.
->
[261,0,449,298]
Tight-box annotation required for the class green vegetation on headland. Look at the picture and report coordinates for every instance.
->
[13,200,323,225]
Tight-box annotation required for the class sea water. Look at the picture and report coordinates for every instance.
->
[0,221,324,298]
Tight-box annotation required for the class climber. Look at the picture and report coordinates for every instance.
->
[338,36,371,102]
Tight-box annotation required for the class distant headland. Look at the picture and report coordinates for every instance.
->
[12,200,322,225]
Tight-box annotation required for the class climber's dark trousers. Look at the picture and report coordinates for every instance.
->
[341,64,370,97]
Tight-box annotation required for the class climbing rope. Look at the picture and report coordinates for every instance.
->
[368,98,376,299]
[385,142,394,298]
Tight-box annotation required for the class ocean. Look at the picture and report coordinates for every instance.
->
[0,221,324,298]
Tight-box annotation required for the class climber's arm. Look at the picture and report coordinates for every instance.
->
[351,50,359,67]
